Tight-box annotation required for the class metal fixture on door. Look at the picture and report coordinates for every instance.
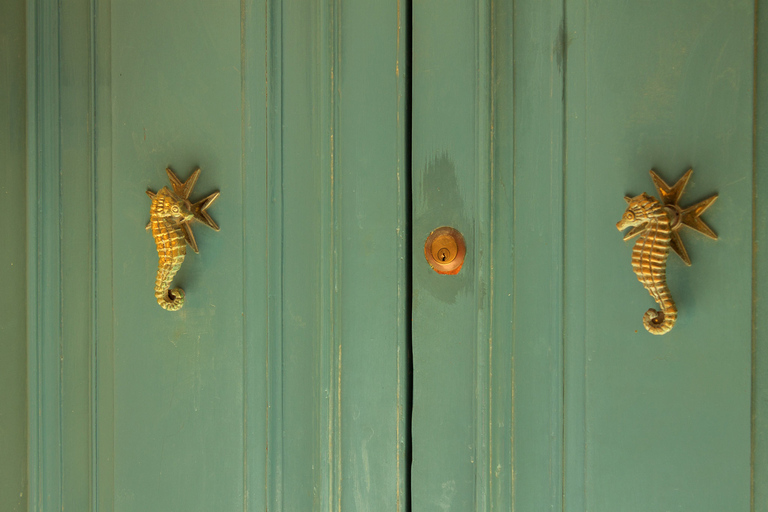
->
[424,226,466,275]
[617,169,718,334]
[146,167,220,311]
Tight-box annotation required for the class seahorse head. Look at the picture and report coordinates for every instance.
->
[616,192,665,232]
[154,187,194,223]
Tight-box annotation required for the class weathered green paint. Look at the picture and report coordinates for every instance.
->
[753,2,768,510]
[507,1,567,509]
[564,1,754,510]
[24,0,406,511]
[411,0,492,509]
[0,0,27,510]
[15,0,768,511]
[26,0,64,509]
[412,0,764,510]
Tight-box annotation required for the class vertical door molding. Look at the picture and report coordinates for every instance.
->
[411,0,517,509]
[0,0,28,510]
[507,1,568,510]
[753,0,768,508]
[262,0,410,509]
[564,0,756,509]
[27,1,408,511]
[26,0,114,510]
[26,0,65,509]
[26,0,62,506]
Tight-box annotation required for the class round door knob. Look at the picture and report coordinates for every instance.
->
[424,226,466,275]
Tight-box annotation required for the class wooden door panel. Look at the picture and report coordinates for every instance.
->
[0,0,28,510]
[410,0,487,507]
[564,1,753,510]
[111,2,245,509]
[16,0,768,510]
[412,0,767,510]
[25,0,407,510]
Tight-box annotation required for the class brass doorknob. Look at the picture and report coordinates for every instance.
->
[424,227,466,275]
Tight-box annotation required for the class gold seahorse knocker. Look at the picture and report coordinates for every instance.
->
[146,167,220,311]
[617,169,717,335]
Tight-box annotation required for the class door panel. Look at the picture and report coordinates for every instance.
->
[564,1,753,510]
[111,1,245,509]
[411,0,492,509]
[0,0,28,510]
[756,1,768,506]
[18,0,768,510]
[26,0,407,510]
[412,0,766,511]
[410,0,518,510]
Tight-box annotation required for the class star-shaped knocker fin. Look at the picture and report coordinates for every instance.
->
[648,169,718,266]
[166,166,199,200]
[650,168,692,206]
[146,167,220,254]
[680,195,718,240]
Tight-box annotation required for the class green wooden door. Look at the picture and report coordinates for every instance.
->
[7,0,768,511]
[23,0,408,510]
[410,1,768,511]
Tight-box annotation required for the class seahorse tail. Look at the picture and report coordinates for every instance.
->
[643,300,677,335]
[155,264,185,311]
[156,287,185,311]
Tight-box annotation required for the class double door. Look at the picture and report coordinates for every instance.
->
[13,0,766,510]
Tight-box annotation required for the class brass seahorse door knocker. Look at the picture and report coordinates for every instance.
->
[617,169,717,335]
[146,167,220,311]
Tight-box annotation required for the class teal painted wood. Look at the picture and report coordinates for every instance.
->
[59,0,99,510]
[562,0,588,509]
[333,2,409,510]
[26,1,112,510]
[412,0,564,509]
[276,1,409,509]
[754,1,768,509]
[110,1,260,509]
[411,0,497,509]
[414,1,763,510]
[488,2,516,511]
[27,0,407,510]
[26,0,64,509]
[563,1,755,510]
[0,0,28,510]
[507,1,566,511]
[25,0,768,510]
[93,0,115,509]
[245,0,271,510]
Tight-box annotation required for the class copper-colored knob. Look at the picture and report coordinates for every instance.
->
[424,227,466,275]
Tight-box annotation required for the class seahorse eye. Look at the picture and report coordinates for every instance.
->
[171,205,181,214]
[624,211,635,221]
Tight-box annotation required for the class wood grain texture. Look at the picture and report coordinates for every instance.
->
[27,0,407,510]
[508,0,567,509]
[23,0,768,510]
[411,0,502,509]
[564,1,754,510]
[59,1,98,509]
[753,1,767,509]
[26,0,64,509]
[0,0,27,510]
